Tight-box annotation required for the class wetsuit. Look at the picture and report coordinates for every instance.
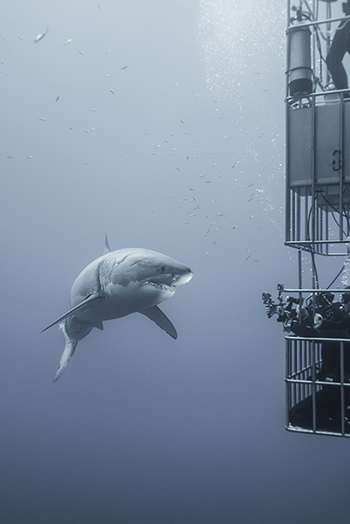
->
[327,18,350,92]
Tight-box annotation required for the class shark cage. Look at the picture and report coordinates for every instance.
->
[264,0,350,437]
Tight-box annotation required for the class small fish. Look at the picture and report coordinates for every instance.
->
[63,38,72,46]
[34,28,49,43]
[120,65,128,70]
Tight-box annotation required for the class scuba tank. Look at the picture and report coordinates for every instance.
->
[287,23,312,96]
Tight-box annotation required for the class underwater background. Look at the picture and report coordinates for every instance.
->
[1,1,349,522]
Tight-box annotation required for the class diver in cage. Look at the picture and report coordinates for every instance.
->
[326,0,350,96]
[267,290,350,332]
[291,315,350,380]
[263,287,350,431]
[311,291,350,331]
[290,291,350,373]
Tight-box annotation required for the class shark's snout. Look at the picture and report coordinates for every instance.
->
[175,268,193,286]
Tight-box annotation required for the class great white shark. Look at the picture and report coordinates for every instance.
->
[42,236,193,382]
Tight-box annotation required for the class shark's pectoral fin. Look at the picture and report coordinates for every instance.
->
[53,324,78,382]
[41,292,103,333]
[139,306,177,339]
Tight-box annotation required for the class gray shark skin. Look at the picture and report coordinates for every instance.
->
[42,236,193,382]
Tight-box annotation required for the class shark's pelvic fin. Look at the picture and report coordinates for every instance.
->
[140,306,178,339]
[91,320,104,330]
[53,324,78,382]
[103,233,111,254]
[41,292,102,333]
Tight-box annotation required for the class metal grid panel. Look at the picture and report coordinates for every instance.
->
[285,336,350,437]
[286,98,350,250]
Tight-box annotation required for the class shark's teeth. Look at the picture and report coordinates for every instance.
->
[144,281,174,292]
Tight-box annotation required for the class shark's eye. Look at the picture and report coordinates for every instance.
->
[160,266,166,272]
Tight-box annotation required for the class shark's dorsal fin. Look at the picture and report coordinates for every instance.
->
[41,292,102,333]
[103,233,111,254]
[139,306,177,339]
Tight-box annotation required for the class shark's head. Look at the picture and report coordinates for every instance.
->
[102,248,193,305]
[141,253,193,289]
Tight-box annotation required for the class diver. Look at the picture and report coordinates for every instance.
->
[291,318,350,380]
[289,291,350,377]
[310,291,350,331]
[326,0,350,96]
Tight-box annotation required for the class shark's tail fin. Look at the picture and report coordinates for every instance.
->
[53,324,78,382]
